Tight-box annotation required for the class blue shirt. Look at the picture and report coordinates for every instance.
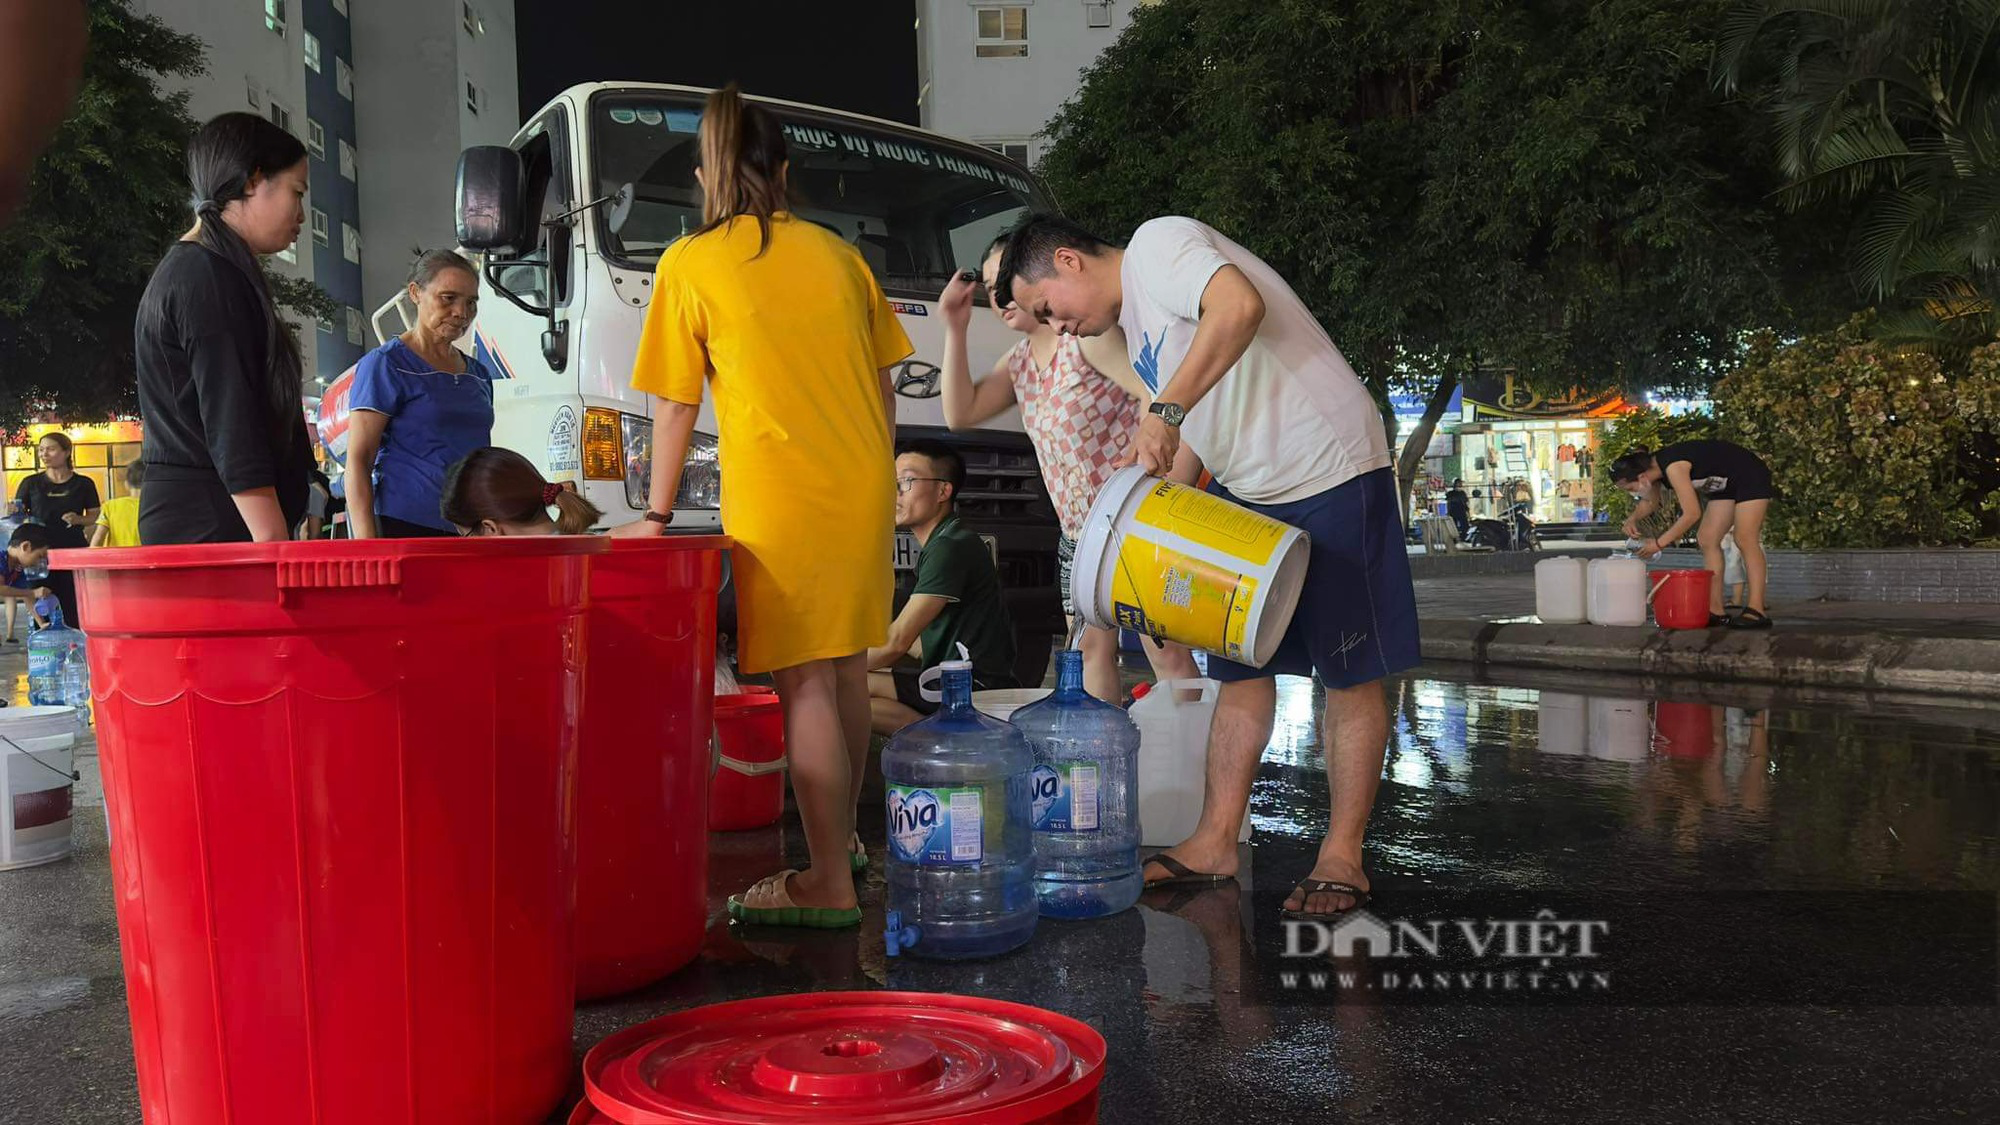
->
[350,339,495,531]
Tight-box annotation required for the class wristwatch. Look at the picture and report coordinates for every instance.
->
[1148,401,1186,427]
[644,510,673,525]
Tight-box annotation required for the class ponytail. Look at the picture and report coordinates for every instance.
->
[695,83,790,257]
[1609,448,1656,486]
[185,113,308,439]
[442,447,605,534]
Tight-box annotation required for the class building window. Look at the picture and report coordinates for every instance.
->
[466,82,483,115]
[306,119,325,157]
[338,138,357,181]
[975,7,1028,57]
[981,140,1031,164]
[303,31,321,72]
[1084,2,1112,29]
[246,82,261,109]
[346,306,364,347]
[336,58,353,100]
[264,0,286,36]
[267,101,292,136]
[463,2,483,36]
[332,0,347,15]
[342,222,361,264]
[311,208,329,246]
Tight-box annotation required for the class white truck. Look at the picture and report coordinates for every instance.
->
[359,83,1064,680]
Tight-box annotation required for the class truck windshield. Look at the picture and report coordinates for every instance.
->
[592,93,1052,299]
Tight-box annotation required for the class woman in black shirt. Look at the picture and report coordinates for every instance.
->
[15,431,98,625]
[133,112,313,544]
[1612,440,1775,629]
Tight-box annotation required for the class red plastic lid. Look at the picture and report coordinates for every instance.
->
[1129,682,1153,701]
[582,991,1106,1124]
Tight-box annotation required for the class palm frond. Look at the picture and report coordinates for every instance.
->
[1850,187,1944,297]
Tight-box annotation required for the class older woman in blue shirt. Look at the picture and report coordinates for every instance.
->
[344,249,495,538]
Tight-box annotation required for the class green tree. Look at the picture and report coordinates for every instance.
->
[1039,0,1850,514]
[1716,0,2000,347]
[0,0,332,427]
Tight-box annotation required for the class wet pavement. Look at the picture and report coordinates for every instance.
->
[4,664,1998,1123]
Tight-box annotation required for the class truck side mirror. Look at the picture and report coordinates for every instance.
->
[456,146,527,252]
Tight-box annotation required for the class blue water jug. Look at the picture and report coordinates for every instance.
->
[1010,648,1142,918]
[28,598,89,730]
[882,659,1038,960]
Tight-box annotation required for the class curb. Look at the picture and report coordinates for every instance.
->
[1418,618,2000,698]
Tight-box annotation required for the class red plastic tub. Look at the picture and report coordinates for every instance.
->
[1651,568,1714,630]
[709,691,787,831]
[1653,700,1719,760]
[576,536,730,1001]
[577,991,1107,1123]
[56,537,605,1125]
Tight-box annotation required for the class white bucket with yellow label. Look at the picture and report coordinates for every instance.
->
[1071,467,1310,669]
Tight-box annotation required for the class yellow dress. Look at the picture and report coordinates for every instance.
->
[631,213,913,674]
[96,496,141,547]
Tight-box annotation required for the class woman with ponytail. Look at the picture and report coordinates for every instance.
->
[133,112,315,544]
[620,84,914,929]
[441,448,601,536]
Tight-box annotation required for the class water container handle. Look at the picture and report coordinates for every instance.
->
[717,753,789,777]
[916,643,972,704]
[276,557,404,599]
[1159,678,1220,705]
[1648,573,1671,602]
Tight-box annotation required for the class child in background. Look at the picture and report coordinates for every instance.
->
[92,461,144,547]
[440,447,602,536]
[2,523,55,628]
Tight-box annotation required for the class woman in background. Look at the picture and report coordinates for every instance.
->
[14,432,96,624]
[1613,440,1774,628]
[442,447,601,536]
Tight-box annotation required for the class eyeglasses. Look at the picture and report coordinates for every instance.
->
[896,476,948,494]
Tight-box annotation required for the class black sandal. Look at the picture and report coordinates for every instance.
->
[1280,879,1372,922]
[1728,608,1773,630]
[1142,853,1236,890]
[1707,614,1732,628]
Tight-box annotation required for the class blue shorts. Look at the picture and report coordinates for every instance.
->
[1204,468,1421,689]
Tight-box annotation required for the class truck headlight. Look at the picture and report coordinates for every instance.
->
[676,432,722,510]
[620,412,651,509]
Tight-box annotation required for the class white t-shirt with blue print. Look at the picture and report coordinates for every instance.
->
[1118,217,1388,505]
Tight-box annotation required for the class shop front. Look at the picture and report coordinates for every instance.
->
[1396,376,1635,527]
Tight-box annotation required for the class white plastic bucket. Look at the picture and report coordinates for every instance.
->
[1587,556,1649,627]
[972,688,1051,723]
[1534,557,1589,624]
[2,705,78,871]
[1072,467,1310,668]
[1537,692,1587,757]
[1128,679,1249,846]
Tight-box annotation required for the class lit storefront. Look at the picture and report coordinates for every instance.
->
[5,420,144,506]
[1396,377,1637,526]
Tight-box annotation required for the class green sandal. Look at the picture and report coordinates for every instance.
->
[726,869,862,929]
[849,831,869,873]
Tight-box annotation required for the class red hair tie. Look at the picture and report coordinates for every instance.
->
[541,482,564,505]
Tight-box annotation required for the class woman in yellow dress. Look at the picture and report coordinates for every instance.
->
[617,85,910,928]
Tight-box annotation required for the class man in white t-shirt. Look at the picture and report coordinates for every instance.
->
[997,214,1419,921]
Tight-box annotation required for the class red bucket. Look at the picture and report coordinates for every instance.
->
[1652,700,1718,759]
[1650,568,1714,630]
[56,537,604,1125]
[579,991,1106,1123]
[576,537,730,1001]
[709,691,786,831]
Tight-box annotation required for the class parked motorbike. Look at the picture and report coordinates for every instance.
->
[1465,502,1540,552]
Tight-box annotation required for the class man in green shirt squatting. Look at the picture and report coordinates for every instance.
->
[866,439,1016,736]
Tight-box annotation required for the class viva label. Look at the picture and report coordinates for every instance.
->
[1110,537,1257,661]
[1132,479,1289,567]
[1030,764,1100,833]
[887,784,985,865]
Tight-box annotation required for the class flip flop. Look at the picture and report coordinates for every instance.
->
[1280,879,1372,922]
[849,831,868,873]
[1142,853,1235,890]
[726,869,862,929]
[1728,608,1773,630]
